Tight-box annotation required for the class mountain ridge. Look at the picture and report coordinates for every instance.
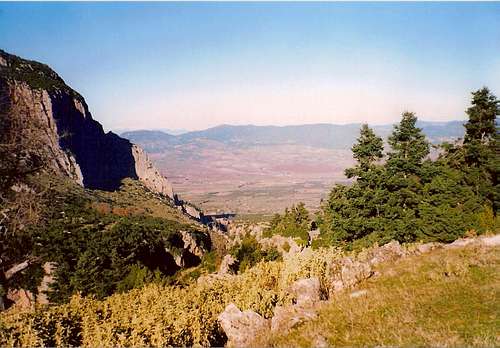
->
[122,121,465,153]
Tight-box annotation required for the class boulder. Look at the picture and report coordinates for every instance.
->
[349,289,368,298]
[330,257,373,294]
[180,230,205,258]
[481,234,500,246]
[6,288,34,309]
[415,242,442,254]
[218,303,270,347]
[36,262,56,305]
[445,238,477,249]
[270,304,318,333]
[218,254,237,275]
[288,277,321,305]
[368,241,406,265]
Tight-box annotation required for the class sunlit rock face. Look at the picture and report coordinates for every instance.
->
[0,49,175,199]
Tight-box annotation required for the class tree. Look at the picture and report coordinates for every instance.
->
[264,203,311,246]
[463,87,499,167]
[345,124,384,180]
[387,112,429,176]
[464,87,499,144]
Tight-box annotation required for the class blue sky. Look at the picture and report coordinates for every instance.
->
[1,2,499,131]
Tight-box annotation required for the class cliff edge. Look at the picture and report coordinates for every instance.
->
[0,49,174,199]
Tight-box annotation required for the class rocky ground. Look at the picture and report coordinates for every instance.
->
[218,234,500,347]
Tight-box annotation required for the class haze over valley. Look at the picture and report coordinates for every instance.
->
[122,122,465,215]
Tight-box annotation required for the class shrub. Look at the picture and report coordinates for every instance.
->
[263,203,311,246]
[0,244,350,347]
[230,234,282,273]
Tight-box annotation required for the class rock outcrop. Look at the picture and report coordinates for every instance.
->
[218,254,237,275]
[288,277,321,305]
[218,303,270,347]
[270,304,318,333]
[329,257,374,294]
[0,49,175,199]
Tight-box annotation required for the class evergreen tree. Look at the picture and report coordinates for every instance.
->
[464,87,499,144]
[345,124,384,179]
[387,112,430,175]
[463,87,499,167]
[314,89,499,250]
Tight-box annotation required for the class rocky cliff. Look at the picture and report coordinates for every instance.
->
[0,49,174,199]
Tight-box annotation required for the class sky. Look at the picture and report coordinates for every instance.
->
[0,2,499,132]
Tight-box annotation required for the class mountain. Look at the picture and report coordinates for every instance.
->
[122,121,465,153]
[0,49,219,311]
[0,49,174,198]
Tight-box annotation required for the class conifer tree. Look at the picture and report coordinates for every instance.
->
[387,112,429,175]
[463,87,499,167]
[464,87,499,144]
[345,124,384,179]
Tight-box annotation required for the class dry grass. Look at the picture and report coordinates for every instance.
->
[269,244,500,347]
[88,178,195,224]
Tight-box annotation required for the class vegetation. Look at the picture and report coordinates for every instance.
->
[1,238,497,347]
[0,49,80,96]
[269,244,500,347]
[263,202,312,246]
[315,87,499,248]
[1,176,205,304]
[0,238,346,346]
[230,234,282,273]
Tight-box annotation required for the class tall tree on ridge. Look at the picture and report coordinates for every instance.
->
[387,112,430,176]
[345,124,384,180]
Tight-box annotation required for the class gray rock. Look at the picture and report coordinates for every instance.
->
[219,254,237,275]
[270,304,318,333]
[481,234,500,246]
[349,289,368,298]
[289,277,322,305]
[218,303,270,347]
[368,241,406,265]
[36,262,56,305]
[330,257,373,294]
[415,242,442,254]
[445,238,477,249]
[132,145,175,199]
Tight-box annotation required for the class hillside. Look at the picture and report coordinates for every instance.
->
[268,237,500,347]
[0,48,498,348]
[0,49,213,310]
[1,235,498,347]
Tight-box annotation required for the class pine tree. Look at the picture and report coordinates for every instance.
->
[463,87,499,167]
[387,112,430,175]
[464,87,499,144]
[345,124,384,179]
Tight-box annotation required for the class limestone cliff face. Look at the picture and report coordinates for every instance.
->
[0,49,175,199]
[132,144,174,199]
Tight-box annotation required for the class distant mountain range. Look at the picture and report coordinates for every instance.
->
[122,121,465,153]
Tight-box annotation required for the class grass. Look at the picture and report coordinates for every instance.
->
[269,243,500,347]
[89,178,195,224]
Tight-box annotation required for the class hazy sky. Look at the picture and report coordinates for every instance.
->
[1,2,499,131]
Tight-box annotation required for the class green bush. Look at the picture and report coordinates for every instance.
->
[230,234,282,273]
[263,202,311,246]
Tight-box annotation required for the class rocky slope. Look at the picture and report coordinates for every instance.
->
[0,49,174,198]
